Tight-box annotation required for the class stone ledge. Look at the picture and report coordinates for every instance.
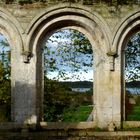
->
[40,122,96,130]
[1,131,140,140]
[1,122,140,139]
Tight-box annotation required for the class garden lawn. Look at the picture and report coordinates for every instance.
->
[127,105,140,121]
[62,105,93,122]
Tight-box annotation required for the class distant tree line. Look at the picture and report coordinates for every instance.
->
[61,81,93,88]
[126,81,140,88]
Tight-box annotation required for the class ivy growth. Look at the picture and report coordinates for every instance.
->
[1,0,140,6]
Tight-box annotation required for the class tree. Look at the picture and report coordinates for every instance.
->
[0,62,10,105]
[0,34,11,121]
[0,34,11,104]
[44,29,93,81]
[43,29,94,121]
[43,77,92,122]
[125,32,140,82]
[125,32,140,120]
[44,29,140,82]
[44,77,78,121]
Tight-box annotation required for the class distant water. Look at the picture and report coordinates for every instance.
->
[126,88,140,94]
[72,88,91,93]
[72,88,140,94]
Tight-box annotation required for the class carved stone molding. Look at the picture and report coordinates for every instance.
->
[107,51,118,71]
[22,51,33,63]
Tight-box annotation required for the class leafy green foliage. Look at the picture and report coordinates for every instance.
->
[0,62,10,105]
[43,77,92,122]
[0,63,11,122]
[44,29,140,122]
[125,32,140,82]
[1,0,140,5]
[0,34,11,121]
[104,0,139,5]
[44,29,93,81]
[44,77,71,121]
[125,32,140,121]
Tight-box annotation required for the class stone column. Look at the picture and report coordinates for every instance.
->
[93,51,121,129]
[11,49,37,124]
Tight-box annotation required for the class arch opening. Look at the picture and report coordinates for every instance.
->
[123,31,140,121]
[30,6,110,127]
[43,28,94,122]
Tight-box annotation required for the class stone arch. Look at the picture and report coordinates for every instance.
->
[26,4,111,54]
[112,10,140,121]
[112,10,140,54]
[0,7,24,121]
[26,4,112,125]
[0,7,24,52]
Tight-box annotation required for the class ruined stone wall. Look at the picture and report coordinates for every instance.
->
[1,130,140,140]
[1,3,139,32]
[0,2,139,129]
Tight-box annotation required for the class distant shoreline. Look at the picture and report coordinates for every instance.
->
[60,81,93,88]
[126,81,140,88]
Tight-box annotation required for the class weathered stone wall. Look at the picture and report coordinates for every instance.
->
[1,122,140,139]
[3,3,140,33]
[0,2,139,130]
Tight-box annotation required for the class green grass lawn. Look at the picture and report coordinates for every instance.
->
[127,105,140,121]
[62,105,93,122]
